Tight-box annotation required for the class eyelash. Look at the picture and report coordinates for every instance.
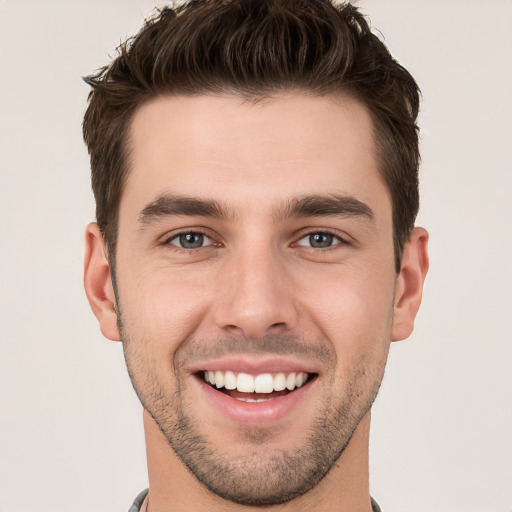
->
[163,230,218,251]
[293,230,349,249]
[162,229,349,251]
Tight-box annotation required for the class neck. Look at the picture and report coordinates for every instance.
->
[143,410,374,512]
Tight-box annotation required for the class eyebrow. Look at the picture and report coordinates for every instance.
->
[274,194,375,222]
[138,195,234,225]
[138,193,374,226]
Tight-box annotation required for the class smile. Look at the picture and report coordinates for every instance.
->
[200,370,315,403]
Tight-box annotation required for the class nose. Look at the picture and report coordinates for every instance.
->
[213,244,298,340]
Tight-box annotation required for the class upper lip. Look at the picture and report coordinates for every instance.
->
[188,356,319,375]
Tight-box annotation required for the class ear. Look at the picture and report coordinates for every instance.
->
[83,223,121,341]
[391,227,429,341]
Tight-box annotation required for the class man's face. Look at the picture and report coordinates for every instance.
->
[114,94,398,505]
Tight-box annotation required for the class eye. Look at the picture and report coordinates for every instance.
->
[168,232,213,249]
[296,232,344,249]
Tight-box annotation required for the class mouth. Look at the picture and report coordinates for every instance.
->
[198,370,317,403]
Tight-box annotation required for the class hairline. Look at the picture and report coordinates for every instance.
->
[105,88,405,271]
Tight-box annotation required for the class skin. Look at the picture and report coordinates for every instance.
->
[84,93,429,511]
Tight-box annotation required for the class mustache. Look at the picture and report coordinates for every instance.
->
[178,334,333,365]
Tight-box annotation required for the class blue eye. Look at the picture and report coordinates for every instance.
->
[296,232,341,249]
[170,232,212,249]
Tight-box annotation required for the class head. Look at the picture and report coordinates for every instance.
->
[83,0,420,273]
[83,0,428,507]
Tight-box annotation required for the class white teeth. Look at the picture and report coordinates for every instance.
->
[224,370,237,390]
[273,373,287,391]
[236,373,255,392]
[203,370,310,393]
[214,370,224,388]
[254,373,273,393]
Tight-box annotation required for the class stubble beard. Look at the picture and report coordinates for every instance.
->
[121,330,389,506]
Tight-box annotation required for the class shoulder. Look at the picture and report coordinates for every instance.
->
[371,497,383,512]
[127,489,149,512]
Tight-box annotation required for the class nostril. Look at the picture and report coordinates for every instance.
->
[224,324,243,335]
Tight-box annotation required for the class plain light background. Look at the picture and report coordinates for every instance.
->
[0,1,511,511]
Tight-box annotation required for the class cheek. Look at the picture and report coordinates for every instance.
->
[119,266,210,349]
[301,266,395,355]
[307,274,393,405]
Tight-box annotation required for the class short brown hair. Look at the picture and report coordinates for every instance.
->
[83,0,420,271]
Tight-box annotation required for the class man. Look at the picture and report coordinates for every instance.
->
[82,1,429,510]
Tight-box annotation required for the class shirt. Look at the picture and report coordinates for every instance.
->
[128,489,383,511]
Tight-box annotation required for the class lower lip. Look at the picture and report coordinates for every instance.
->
[195,376,316,425]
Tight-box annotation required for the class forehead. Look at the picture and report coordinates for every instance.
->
[122,93,390,218]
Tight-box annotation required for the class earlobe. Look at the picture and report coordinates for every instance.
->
[391,227,429,342]
[83,223,121,341]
